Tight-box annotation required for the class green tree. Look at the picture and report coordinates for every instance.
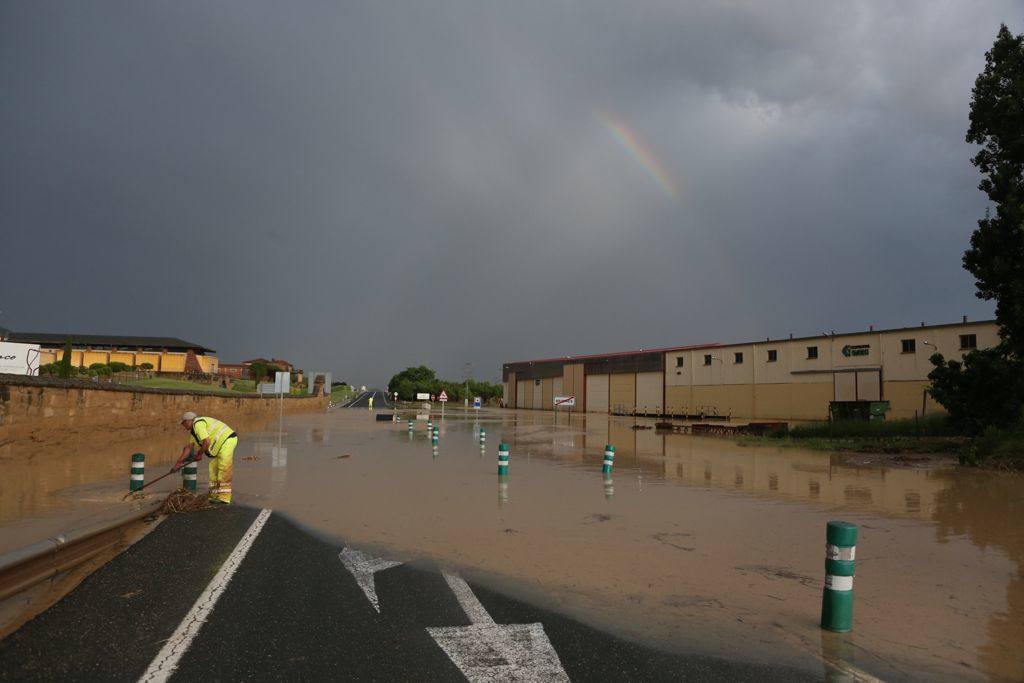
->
[963,24,1024,358]
[931,24,1024,430]
[962,25,1024,358]
[928,349,1024,433]
[387,366,438,401]
[57,338,74,379]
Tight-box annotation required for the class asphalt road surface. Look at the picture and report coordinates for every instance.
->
[0,507,825,681]
[342,389,391,409]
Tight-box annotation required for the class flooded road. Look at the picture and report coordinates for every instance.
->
[3,407,1023,681]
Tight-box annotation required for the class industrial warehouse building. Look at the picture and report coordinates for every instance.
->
[501,318,998,422]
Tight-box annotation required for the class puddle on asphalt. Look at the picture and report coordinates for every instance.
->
[3,408,1022,681]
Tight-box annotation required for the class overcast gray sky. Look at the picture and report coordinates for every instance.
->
[1,2,1014,385]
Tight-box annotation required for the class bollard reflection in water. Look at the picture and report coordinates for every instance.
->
[497,474,509,507]
[603,474,614,500]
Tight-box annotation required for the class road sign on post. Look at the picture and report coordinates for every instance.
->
[439,390,448,418]
[473,397,481,410]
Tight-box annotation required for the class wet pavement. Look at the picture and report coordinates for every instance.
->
[0,506,817,681]
[3,407,1023,681]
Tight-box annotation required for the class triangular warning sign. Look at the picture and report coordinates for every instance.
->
[439,390,448,402]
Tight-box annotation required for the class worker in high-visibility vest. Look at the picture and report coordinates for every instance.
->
[175,411,238,504]
[368,395,374,410]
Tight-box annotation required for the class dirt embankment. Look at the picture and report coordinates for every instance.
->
[0,374,326,459]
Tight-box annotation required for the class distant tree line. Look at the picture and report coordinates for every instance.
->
[387,365,502,403]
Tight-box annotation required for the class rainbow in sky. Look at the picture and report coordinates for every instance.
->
[597,111,679,199]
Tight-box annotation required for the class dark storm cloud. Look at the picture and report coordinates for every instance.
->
[0,1,1013,384]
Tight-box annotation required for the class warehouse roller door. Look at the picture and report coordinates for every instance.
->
[517,381,528,408]
[635,371,663,415]
[609,373,636,414]
[532,380,543,409]
[587,374,609,413]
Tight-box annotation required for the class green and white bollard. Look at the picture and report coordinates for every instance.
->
[479,428,486,445]
[182,461,198,493]
[432,430,439,447]
[497,443,510,475]
[427,420,433,432]
[408,419,414,432]
[602,444,615,473]
[130,453,145,492]
[821,520,858,632]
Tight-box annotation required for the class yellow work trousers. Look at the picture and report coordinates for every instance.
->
[208,437,236,504]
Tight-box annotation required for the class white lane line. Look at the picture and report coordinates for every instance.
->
[428,572,569,682]
[138,508,272,683]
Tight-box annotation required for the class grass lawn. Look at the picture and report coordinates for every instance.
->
[331,385,355,403]
[119,378,241,395]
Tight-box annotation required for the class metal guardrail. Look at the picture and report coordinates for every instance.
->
[0,498,163,603]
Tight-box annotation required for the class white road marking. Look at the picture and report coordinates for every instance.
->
[442,572,494,625]
[823,656,885,683]
[138,508,272,683]
[339,548,403,612]
[428,572,569,682]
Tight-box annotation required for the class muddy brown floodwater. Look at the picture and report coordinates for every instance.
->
[4,408,1023,681]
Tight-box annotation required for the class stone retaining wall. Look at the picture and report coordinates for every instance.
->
[0,374,327,451]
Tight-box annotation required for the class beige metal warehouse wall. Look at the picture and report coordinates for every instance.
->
[532,380,543,409]
[542,378,554,409]
[586,374,609,413]
[665,386,692,415]
[635,372,663,414]
[609,373,635,413]
[517,380,528,409]
[573,364,585,411]
[561,364,584,412]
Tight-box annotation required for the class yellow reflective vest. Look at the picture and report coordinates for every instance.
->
[190,416,236,457]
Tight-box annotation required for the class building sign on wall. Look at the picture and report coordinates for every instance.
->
[0,342,40,375]
[841,344,870,358]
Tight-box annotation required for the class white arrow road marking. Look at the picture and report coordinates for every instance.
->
[139,508,272,683]
[339,548,403,613]
[427,572,569,682]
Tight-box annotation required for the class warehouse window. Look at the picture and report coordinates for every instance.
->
[734,352,743,364]
[703,354,712,366]
[901,339,916,354]
[767,349,778,362]
[807,346,819,360]
[960,334,977,350]
[676,356,685,367]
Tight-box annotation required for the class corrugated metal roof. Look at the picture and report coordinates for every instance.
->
[6,332,215,353]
